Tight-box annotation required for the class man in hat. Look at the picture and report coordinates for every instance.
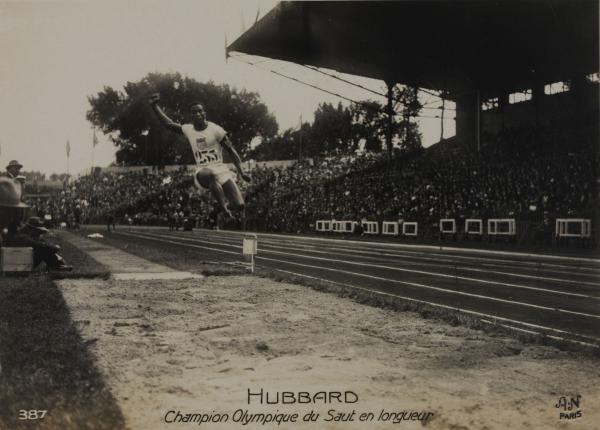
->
[2,160,26,196]
[4,160,23,179]
[5,216,72,271]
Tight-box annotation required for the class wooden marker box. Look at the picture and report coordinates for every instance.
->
[1,247,33,273]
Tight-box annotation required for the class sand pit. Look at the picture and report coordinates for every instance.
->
[57,275,600,430]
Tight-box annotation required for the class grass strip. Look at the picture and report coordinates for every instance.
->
[47,233,110,280]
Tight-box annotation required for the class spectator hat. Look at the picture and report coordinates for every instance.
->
[6,160,23,170]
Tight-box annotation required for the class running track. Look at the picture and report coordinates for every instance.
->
[113,227,600,347]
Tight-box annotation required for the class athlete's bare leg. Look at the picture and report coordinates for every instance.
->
[223,180,246,229]
[196,170,233,218]
[222,180,244,211]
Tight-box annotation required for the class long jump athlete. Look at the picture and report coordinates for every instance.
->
[149,93,250,219]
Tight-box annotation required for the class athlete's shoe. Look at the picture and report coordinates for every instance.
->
[49,264,73,272]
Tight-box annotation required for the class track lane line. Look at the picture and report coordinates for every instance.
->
[191,228,600,264]
[173,230,600,281]
[255,254,600,320]
[134,231,600,300]
[187,229,600,274]
[221,237,600,288]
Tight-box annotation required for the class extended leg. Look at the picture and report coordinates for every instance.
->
[222,180,246,229]
[222,180,245,211]
[196,170,232,218]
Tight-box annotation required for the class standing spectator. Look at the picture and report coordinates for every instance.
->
[106,212,115,232]
[3,160,23,179]
[2,160,25,196]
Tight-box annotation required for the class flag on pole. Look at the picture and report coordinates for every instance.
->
[66,140,71,157]
[254,8,260,25]
[93,128,99,147]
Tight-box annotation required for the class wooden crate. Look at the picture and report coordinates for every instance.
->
[1,247,33,273]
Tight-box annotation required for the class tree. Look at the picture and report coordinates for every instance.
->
[249,127,299,161]
[349,85,423,155]
[393,85,423,152]
[86,72,278,166]
[350,100,387,153]
[309,102,354,155]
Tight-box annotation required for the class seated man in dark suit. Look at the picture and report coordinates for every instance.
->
[6,217,72,272]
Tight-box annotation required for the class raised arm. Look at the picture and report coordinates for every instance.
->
[149,93,183,135]
[221,136,251,182]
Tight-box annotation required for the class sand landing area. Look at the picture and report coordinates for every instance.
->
[53,233,599,430]
[56,276,599,430]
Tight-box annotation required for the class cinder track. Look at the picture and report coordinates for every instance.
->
[113,227,600,347]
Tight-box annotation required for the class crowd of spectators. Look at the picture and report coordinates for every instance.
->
[31,123,597,240]
[27,167,207,229]
[242,144,596,233]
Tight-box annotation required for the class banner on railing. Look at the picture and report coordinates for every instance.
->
[439,219,456,234]
[362,221,379,235]
[488,219,516,235]
[465,219,483,235]
[382,221,399,236]
[555,219,591,238]
[403,222,418,236]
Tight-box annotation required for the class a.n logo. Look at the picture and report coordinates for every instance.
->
[555,395,581,411]
[555,395,582,420]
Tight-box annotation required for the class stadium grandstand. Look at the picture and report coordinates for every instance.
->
[30,0,598,249]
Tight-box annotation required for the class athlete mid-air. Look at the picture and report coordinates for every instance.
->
[149,93,250,219]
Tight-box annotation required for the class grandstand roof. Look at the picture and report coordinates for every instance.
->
[227,1,599,99]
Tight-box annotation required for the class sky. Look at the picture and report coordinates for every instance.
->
[0,0,455,176]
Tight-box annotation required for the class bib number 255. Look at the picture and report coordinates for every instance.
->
[196,149,219,166]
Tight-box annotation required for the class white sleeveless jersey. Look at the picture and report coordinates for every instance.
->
[181,122,226,167]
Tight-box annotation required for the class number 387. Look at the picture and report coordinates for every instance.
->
[18,410,47,420]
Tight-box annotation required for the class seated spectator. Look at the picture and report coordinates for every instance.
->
[5,217,72,272]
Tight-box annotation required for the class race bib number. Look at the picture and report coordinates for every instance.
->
[195,148,220,166]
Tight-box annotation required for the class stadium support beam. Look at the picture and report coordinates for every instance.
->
[455,90,481,152]
[386,81,394,160]
[476,90,481,152]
